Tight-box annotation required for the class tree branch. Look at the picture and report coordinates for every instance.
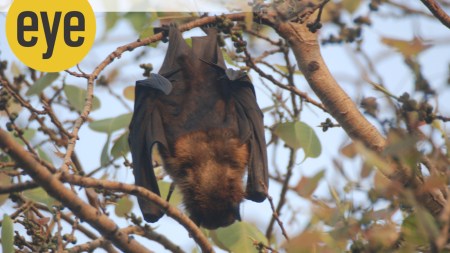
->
[275,21,387,151]
[0,180,38,194]
[66,225,184,253]
[420,0,450,29]
[274,20,446,216]
[59,173,213,253]
[0,128,153,253]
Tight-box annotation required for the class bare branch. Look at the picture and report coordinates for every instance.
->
[420,0,450,29]
[265,185,289,241]
[0,180,38,194]
[266,149,296,240]
[60,173,213,253]
[243,48,328,112]
[274,19,446,217]
[0,128,153,253]
[66,226,183,253]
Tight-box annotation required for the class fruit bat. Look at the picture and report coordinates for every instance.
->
[128,26,268,229]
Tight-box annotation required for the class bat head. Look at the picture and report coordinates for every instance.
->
[166,128,249,229]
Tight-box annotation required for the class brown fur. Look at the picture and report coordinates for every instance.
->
[129,27,268,228]
[165,128,249,229]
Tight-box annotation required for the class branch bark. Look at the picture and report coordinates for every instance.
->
[274,21,446,216]
[59,173,213,253]
[275,21,386,152]
[420,0,450,29]
[0,128,152,253]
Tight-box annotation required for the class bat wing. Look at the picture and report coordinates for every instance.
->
[195,28,268,202]
[129,74,172,222]
[130,25,192,222]
[231,79,268,202]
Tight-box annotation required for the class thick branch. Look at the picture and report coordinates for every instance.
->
[59,173,213,253]
[0,128,152,253]
[275,22,386,152]
[420,0,450,29]
[274,21,446,216]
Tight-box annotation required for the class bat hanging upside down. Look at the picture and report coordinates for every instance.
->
[128,26,268,229]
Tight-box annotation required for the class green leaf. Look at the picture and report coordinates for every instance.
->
[244,12,253,30]
[401,207,440,248]
[274,64,302,75]
[104,12,120,32]
[0,174,11,207]
[261,104,275,113]
[295,170,325,198]
[222,49,238,67]
[23,187,59,210]
[284,231,325,253]
[101,134,111,166]
[64,85,101,112]
[124,13,149,32]
[10,62,21,77]
[157,181,182,207]
[185,38,192,47]
[274,121,322,159]
[366,79,396,98]
[415,207,440,241]
[115,195,133,217]
[139,25,153,38]
[12,128,36,146]
[211,222,267,253]
[138,14,158,47]
[342,0,361,13]
[26,72,59,96]
[37,147,52,163]
[89,113,133,134]
[111,131,130,158]
[156,12,198,25]
[123,86,135,101]
[401,213,428,246]
[2,214,14,253]
[381,36,431,58]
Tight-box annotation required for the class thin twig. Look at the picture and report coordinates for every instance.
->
[264,185,289,241]
[265,148,296,240]
[0,78,46,115]
[243,48,327,112]
[60,173,213,253]
[0,129,154,253]
[0,180,38,194]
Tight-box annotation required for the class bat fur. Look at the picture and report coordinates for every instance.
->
[129,25,268,229]
[166,128,248,228]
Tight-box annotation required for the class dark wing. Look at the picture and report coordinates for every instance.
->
[231,78,268,202]
[195,28,268,202]
[128,74,172,222]
[136,73,173,95]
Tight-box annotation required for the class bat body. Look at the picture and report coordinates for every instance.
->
[129,26,268,229]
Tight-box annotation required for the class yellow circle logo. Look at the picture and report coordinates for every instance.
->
[5,0,96,72]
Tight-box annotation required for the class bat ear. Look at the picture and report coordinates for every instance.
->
[136,73,173,95]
